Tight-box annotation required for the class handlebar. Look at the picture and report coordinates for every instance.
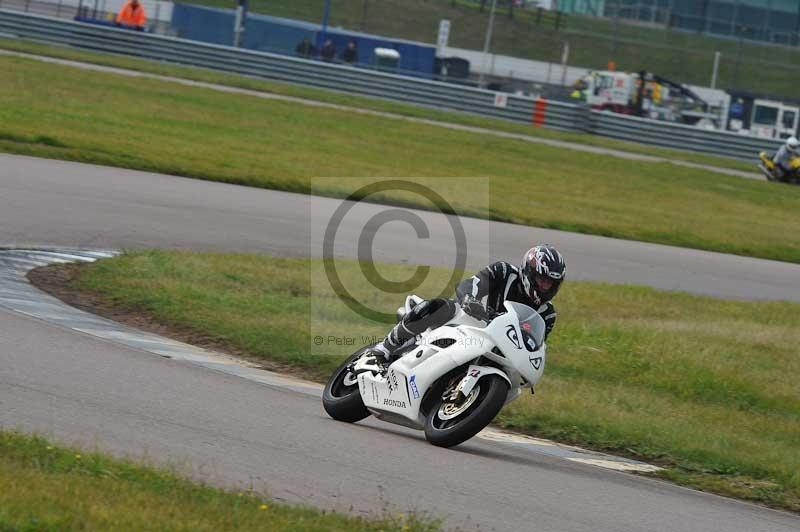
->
[460,296,503,323]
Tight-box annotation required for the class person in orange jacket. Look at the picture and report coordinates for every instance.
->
[116,0,146,31]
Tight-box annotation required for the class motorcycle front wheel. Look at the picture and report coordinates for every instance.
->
[424,374,508,448]
[322,347,372,423]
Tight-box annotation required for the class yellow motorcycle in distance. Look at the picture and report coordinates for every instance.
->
[758,152,800,184]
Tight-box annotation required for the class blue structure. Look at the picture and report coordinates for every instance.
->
[170,4,437,76]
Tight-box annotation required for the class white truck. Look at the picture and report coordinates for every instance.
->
[729,98,799,140]
[572,70,719,127]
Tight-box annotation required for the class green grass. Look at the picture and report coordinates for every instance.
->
[69,250,800,512]
[0,430,439,531]
[3,54,800,263]
[0,37,757,175]
[185,0,800,97]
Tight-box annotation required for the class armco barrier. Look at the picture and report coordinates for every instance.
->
[0,10,586,133]
[0,10,785,161]
[589,111,782,161]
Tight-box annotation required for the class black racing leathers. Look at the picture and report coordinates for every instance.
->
[375,261,558,359]
[455,261,557,340]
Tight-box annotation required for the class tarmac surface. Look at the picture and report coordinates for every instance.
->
[1,155,799,530]
[2,154,798,301]
[2,254,798,531]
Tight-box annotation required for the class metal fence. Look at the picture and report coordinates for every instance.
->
[0,0,171,33]
[0,9,586,131]
[588,111,782,159]
[0,9,783,161]
[0,0,75,20]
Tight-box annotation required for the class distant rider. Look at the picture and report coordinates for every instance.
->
[369,245,567,362]
[772,136,799,179]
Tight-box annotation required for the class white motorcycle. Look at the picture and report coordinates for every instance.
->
[322,296,548,447]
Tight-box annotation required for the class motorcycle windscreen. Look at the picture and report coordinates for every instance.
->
[506,301,546,348]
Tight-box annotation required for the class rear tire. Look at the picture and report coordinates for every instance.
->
[322,348,372,423]
[424,375,508,448]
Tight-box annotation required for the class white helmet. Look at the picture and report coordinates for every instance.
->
[787,136,799,154]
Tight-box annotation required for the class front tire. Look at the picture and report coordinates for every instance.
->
[424,375,509,448]
[322,348,372,423]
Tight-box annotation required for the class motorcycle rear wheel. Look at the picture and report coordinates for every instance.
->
[424,374,508,448]
[322,347,372,423]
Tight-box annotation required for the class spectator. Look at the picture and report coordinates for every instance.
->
[116,0,146,31]
[320,39,336,62]
[341,39,358,64]
[296,37,315,58]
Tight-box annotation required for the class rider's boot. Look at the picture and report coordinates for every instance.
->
[364,343,390,362]
[362,318,415,367]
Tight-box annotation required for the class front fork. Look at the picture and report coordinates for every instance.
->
[453,365,512,398]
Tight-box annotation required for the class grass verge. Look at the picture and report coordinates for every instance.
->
[0,37,757,174]
[0,430,439,531]
[38,249,800,513]
[3,53,800,263]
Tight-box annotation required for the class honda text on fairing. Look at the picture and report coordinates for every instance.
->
[322,295,549,448]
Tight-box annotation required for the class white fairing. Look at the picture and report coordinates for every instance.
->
[358,297,547,429]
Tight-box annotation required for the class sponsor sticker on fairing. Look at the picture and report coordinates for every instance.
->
[387,369,400,394]
[505,324,522,349]
[409,375,420,399]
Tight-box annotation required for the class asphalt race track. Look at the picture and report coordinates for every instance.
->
[2,153,800,530]
[3,154,800,301]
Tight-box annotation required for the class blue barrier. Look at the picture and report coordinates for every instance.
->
[170,3,436,76]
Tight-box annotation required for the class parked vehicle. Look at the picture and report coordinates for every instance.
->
[726,91,800,140]
[322,296,548,448]
[572,70,718,126]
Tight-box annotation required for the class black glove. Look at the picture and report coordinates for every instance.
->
[461,295,490,322]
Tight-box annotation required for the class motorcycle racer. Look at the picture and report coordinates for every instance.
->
[370,245,566,362]
[773,136,799,179]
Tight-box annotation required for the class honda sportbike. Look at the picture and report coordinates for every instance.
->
[322,296,547,447]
